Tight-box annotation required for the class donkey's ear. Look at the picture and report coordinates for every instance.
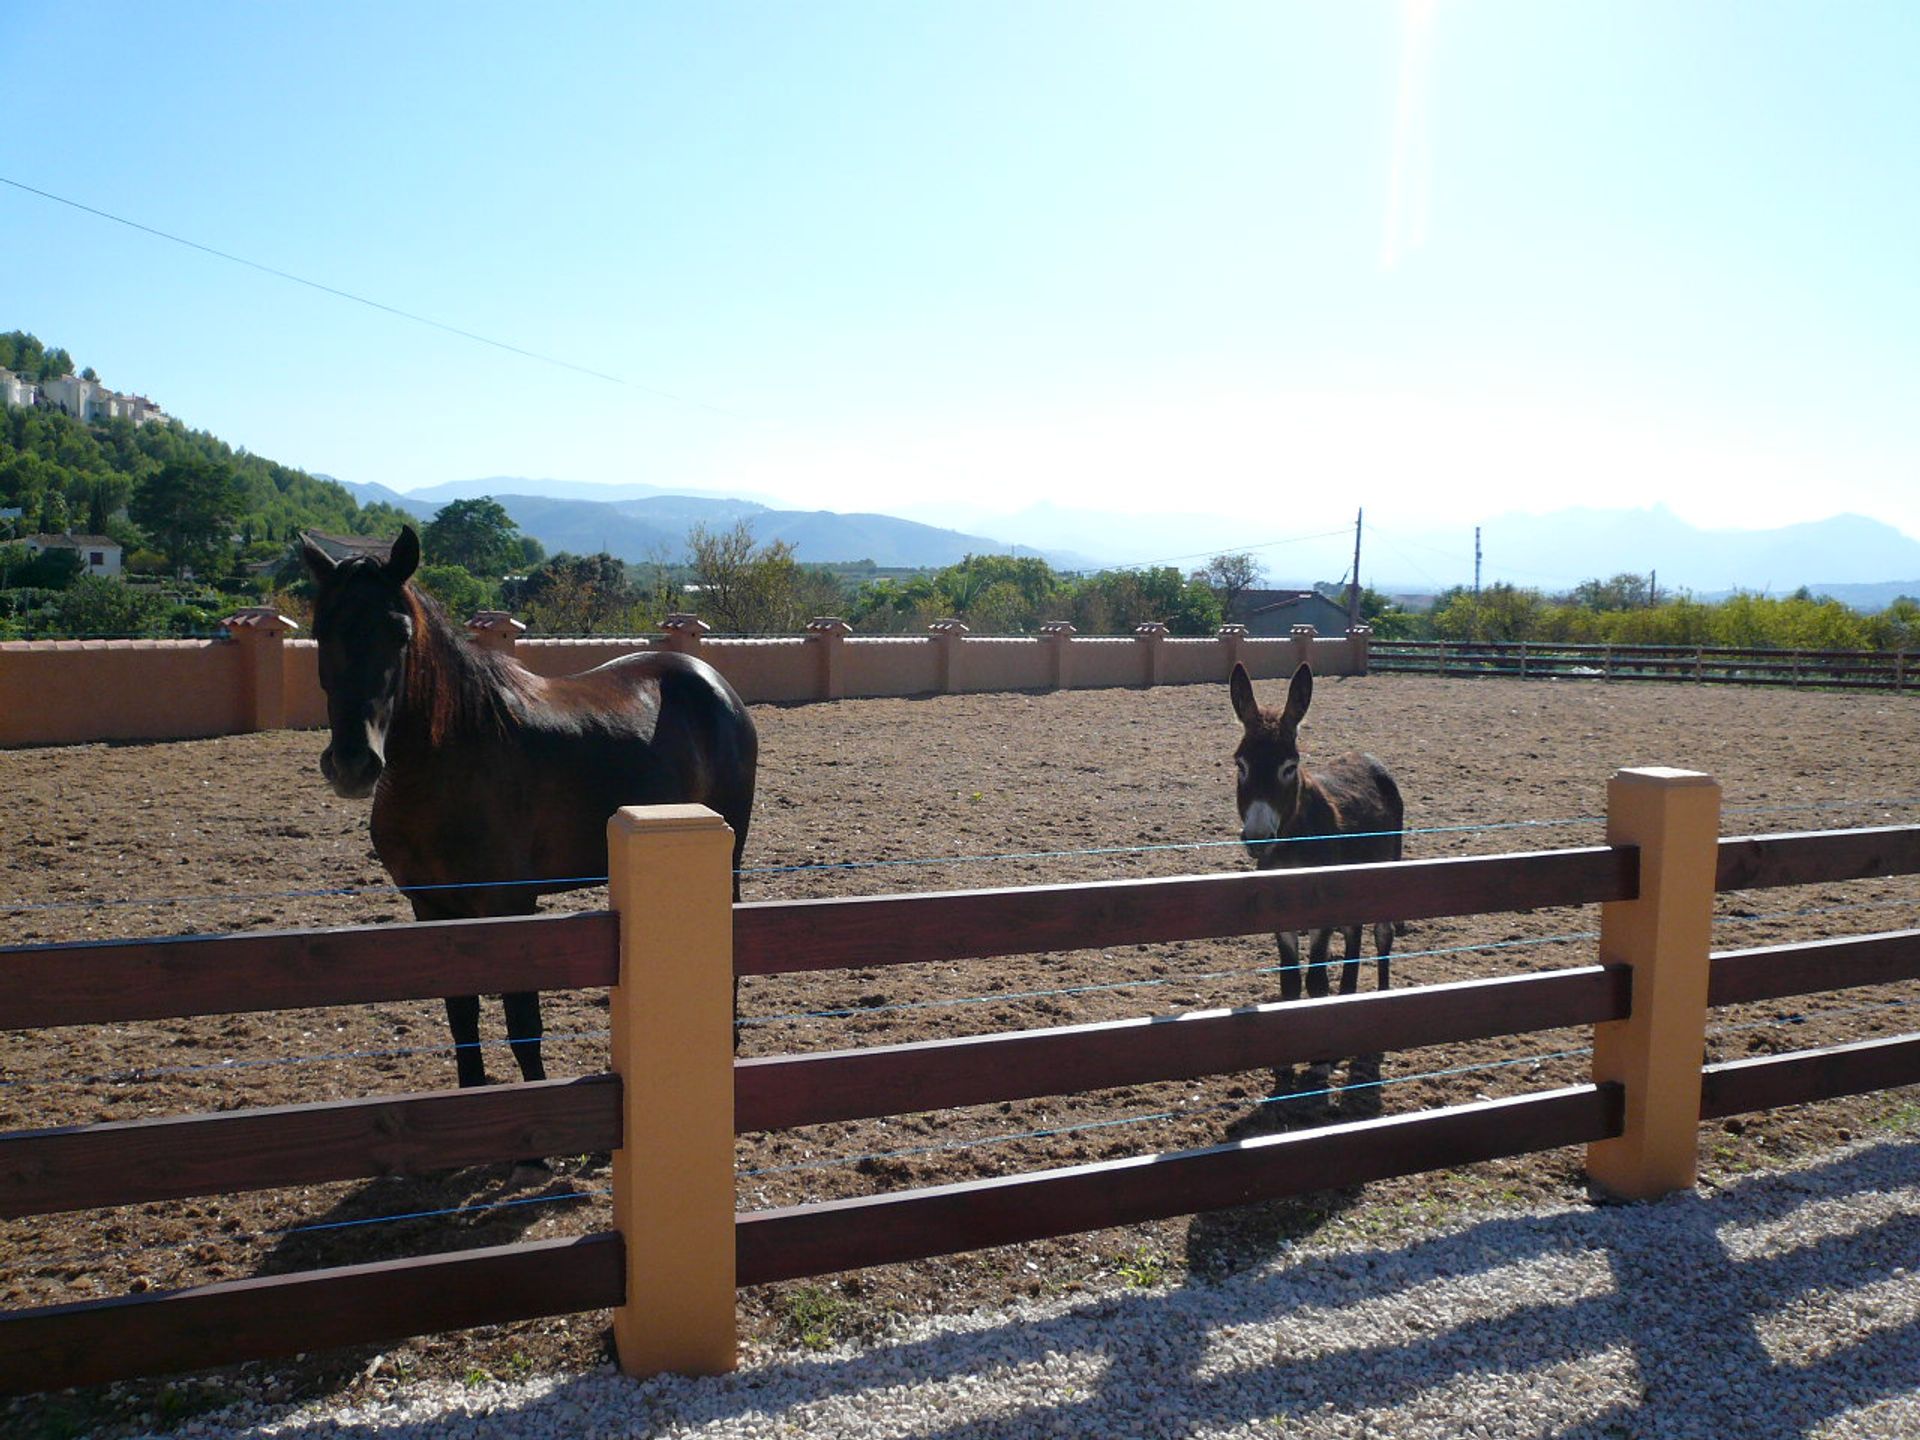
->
[1283,662,1313,724]
[386,526,421,585]
[298,532,337,582]
[1229,663,1260,727]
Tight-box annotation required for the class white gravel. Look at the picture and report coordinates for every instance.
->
[143,1137,1920,1440]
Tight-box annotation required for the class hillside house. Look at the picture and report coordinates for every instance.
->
[0,368,35,410]
[6,371,169,427]
[1227,588,1355,637]
[23,533,124,577]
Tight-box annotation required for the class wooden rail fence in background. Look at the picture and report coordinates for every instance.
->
[1372,639,1915,690]
[5,776,1920,1394]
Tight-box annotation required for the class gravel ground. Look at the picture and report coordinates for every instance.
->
[134,1134,1920,1440]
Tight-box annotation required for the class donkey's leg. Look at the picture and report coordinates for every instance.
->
[502,992,546,1083]
[1305,928,1335,1000]
[1372,921,1395,991]
[1338,926,1364,995]
[444,995,489,1087]
[1275,929,1304,1003]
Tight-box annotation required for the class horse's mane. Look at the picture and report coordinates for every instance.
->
[398,581,539,746]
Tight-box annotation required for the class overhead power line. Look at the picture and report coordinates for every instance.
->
[0,174,740,417]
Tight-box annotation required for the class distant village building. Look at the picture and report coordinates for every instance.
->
[22,533,124,577]
[2,368,169,427]
[298,530,394,565]
[0,367,36,410]
[1226,588,1355,637]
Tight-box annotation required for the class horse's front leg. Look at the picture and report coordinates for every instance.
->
[502,991,546,1083]
[444,994,489,1087]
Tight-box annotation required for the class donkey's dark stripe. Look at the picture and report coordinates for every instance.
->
[1230,662,1404,1004]
[302,527,757,1093]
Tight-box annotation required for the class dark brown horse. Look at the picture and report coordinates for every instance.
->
[302,526,757,1090]
[1229,661,1402,1003]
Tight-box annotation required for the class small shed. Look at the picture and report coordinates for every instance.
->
[1228,588,1354,638]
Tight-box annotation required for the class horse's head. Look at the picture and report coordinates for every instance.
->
[1229,661,1312,852]
[301,526,421,799]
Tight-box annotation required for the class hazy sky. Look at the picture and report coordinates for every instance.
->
[6,2,1917,549]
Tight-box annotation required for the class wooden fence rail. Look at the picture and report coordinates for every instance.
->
[1372,639,1915,691]
[5,782,1920,1396]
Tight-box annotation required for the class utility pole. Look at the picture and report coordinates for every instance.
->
[1347,508,1364,628]
[1474,527,1482,597]
[1650,570,1658,607]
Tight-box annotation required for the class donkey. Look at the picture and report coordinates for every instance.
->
[1229,661,1403,1003]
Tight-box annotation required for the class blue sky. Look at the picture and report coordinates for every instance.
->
[6,2,1917,558]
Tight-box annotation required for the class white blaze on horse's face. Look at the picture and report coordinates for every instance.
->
[305,534,420,802]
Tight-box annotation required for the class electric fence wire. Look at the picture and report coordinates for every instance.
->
[9,794,1920,919]
[0,1028,613,1092]
[739,1044,1596,1183]
[737,929,1600,1029]
[1,1186,612,1280]
[1707,993,1920,1041]
[0,812,1620,916]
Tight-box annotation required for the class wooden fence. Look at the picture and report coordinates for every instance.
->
[1371,639,1915,690]
[5,771,1920,1394]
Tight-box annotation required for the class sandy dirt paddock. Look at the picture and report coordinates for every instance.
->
[5,673,1920,1423]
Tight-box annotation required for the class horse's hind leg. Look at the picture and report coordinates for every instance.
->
[445,995,488,1087]
[502,992,546,1083]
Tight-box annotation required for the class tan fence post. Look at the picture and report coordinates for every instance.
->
[929,618,969,692]
[466,610,526,655]
[1346,623,1372,675]
[1134,620,1170,686]
[1216,623,1247,679]
[807,616,852,700]
[607,803,737,1376]
[660,613,710,656]
[220,606,297,732]
[1039,621,1076,690]
[1289,624,1317,673]
[1586,766,1721,1201]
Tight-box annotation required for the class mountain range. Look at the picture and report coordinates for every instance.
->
[333,478,1091,570]
[332,478,1920,606]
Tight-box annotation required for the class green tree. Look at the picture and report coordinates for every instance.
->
[508,552,640,634]
[130,457,243,576]
[1196,551,1265,620]
[685,520,811,633]
[1067,566,1222,635]
[413,562,496,619]
[421,497,525,577]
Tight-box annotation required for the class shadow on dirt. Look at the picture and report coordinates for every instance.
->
[1184,1052,1386,1280]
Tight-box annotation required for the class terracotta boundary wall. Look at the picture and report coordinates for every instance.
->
[0,615,1371,748]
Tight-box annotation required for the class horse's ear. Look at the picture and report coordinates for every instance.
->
[387,526,421,585]
[1283,663,1313,725]
[299,532,337,582]
[1229,663,1260,728]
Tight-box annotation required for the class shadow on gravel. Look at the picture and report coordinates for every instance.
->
[545,1138,1920,1440]
[34,1141,1918,1440]
[1184,1053,1384,1280]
